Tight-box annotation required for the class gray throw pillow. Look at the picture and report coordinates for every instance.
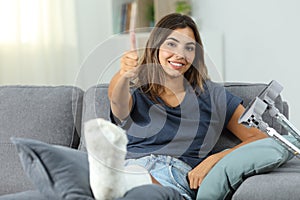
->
[11,137,94,200]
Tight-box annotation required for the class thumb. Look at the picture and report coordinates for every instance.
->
[130,31,137,51]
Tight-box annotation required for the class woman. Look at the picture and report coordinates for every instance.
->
[108,13,266,200]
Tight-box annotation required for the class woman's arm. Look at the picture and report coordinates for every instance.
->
[108,71,133,121]
[226,104,267,143]
[187,104,267,189]
[108,33,139,121]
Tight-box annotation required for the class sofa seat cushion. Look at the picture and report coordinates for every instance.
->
[0,86,83,194]
[0,190,47,200]
[232,157,300,200]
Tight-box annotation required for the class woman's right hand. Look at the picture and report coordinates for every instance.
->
[120,32,139,79]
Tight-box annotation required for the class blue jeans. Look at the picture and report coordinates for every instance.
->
[125,155,196,200]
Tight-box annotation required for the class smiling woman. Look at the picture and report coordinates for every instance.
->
[0,0,79,85]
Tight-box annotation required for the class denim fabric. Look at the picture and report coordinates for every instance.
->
[125,155,196,200]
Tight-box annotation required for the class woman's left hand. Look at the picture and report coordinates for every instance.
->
[187,154,221,189]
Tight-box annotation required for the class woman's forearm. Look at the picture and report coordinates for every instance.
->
[108,71,132,121]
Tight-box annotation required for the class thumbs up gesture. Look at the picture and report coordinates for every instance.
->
[120,32,140,79]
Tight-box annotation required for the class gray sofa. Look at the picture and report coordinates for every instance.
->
[0,83,300,199]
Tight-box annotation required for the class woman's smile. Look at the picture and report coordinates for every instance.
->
[168,60,186,69]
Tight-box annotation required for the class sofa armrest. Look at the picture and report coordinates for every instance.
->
[0,86,84,195]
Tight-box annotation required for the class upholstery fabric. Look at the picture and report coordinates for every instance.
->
[79,84,110,151]
[0,190,46,200]
[0,183,184,200]
[232,157,300,200]
[0,86,83,194]
[11,137,93,200]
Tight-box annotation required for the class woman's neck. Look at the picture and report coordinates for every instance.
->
[159,77,186,108]
[163,76,185,95]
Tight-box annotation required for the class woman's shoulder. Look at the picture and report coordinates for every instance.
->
[204,80,226,89]
[192,80,226,95]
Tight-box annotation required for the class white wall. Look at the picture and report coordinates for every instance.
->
[74,0,150,90]
[192,0,300,124]
[74,0,116,89]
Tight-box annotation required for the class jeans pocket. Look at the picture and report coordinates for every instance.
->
[169,165,191,196]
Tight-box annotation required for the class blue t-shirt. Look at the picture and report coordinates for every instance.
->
[111,80,242,168]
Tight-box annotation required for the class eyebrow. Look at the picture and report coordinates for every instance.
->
[166,37,196,46]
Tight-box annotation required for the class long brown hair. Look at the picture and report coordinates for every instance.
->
[134,13,209,100]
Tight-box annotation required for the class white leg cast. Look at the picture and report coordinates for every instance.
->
[123,164,152,192]
[84,118,152,200]
[84,118,128,200]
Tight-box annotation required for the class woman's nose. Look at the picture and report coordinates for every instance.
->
[174,48,185,59]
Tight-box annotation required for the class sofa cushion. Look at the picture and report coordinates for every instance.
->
[11,137,93,200]
[0,190,47,200]
[0,86,83,194]
[232,157,300,200]
[196,136,298,200]
[79,84,110,151]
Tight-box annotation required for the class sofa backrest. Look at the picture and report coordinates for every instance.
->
[211,82,288,153]
[0,86,83,195]
[80,83,289,153]
[225,82,288,131]
[79,84,110,151]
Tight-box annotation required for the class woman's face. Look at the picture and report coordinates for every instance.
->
[158,27,196,78]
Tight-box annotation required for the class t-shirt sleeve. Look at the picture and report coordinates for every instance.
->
[224,89,243,125]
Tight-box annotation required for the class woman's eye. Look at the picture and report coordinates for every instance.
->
[167,42,176,47]
[186,46,195,52]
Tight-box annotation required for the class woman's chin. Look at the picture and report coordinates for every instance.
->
[165,70,184,79]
